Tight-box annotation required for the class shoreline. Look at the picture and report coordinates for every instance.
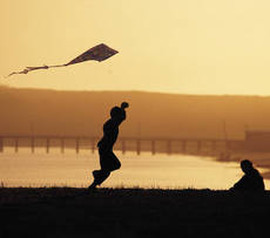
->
[213,151,270,179]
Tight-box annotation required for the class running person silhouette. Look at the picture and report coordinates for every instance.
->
[89,102,129,189]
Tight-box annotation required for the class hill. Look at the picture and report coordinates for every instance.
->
[1,86,270,139]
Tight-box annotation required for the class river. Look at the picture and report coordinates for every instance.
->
[0,148,269,190]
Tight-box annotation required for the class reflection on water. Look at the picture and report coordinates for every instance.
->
[0,148,269,190]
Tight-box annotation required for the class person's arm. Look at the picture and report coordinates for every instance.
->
[231,176,247,191]
[119,102,129,122]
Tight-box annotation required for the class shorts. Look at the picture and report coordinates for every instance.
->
[98,148,121,171]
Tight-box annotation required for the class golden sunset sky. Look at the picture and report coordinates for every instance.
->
[1,0,270,95]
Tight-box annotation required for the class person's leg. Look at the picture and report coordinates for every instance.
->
[99,149,121,171]
[109,152,121,171]
[89,149,111,189]
[89,169,111,189]
[95,170,111,185]
[89,149,121,189]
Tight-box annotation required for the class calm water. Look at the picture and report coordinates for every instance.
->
[0,148,269,190]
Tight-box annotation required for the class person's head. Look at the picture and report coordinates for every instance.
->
[240,160,254,174]
[110,106,122,119]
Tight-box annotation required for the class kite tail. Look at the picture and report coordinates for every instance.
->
[7,64,68,77]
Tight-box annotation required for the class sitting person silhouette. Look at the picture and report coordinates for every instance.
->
[230,160,265,192]
[88,102,129,190]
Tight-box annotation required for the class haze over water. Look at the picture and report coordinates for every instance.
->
[0,149,269,190]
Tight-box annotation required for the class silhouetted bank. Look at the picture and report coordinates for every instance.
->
[1,187,269,238]
[2,86,270,140]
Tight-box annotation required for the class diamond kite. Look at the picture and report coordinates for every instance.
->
[8,43,118,77]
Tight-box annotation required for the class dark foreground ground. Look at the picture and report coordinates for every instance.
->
[0,188,270,238]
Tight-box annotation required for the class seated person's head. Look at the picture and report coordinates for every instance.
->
[240,160,253,174]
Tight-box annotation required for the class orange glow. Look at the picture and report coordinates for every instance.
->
[1,0,270,95]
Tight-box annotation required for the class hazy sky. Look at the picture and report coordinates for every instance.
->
[1,0,270,95]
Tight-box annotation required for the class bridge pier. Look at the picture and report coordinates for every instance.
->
[15,139,19,153]
[136,140,141,155]
[0,138,3,153]
[46,138,50,153]
[182,140,186,153]
[226,141,231,151]
[167,140,172,155]
[121,140,126,154]
[91,139,95,153]
[31,137,35,153]
[76,138,80,154]
[151,140,156,155]
[61,139,65,153]
[197,140,202,153]
[211,141,215,151]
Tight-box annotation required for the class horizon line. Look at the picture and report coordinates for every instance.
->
[1,85,270,97]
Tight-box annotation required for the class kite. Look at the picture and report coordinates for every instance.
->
[7,43,118,77]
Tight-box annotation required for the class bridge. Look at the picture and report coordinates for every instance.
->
[0,135,244,155]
